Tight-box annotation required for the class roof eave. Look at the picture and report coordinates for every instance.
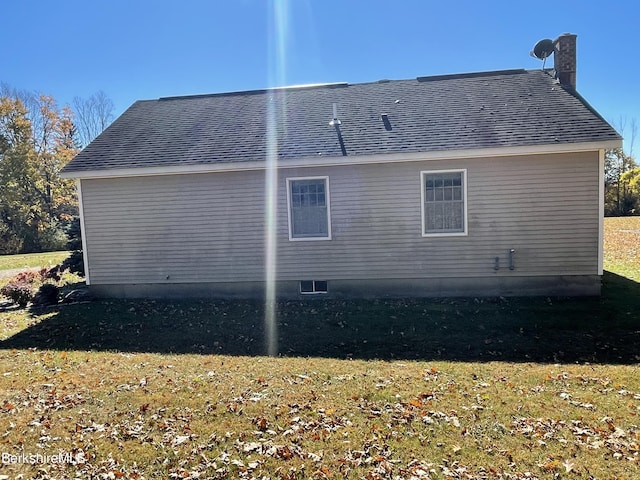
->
[61,139,623,180]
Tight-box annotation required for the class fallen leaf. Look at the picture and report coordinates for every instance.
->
[562,459,575,473]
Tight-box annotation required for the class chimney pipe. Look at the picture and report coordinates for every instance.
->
[554,33,577,89]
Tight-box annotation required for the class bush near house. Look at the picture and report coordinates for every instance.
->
[0,269,50,306]
[0,281,33,307]
[0,267,70,308]
[0,217,85,308]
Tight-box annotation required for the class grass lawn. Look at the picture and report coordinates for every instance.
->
[0,250,69,272]
[604,216,640,281]
[0,219,638,478]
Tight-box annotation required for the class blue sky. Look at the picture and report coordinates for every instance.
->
[2,0,638,152]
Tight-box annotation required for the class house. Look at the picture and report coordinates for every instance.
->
[61,34,621,299]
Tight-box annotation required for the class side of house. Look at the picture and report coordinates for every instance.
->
[80,149,602,298]
[62,42,622,299]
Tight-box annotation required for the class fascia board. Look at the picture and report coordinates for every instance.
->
[61,140,623,180]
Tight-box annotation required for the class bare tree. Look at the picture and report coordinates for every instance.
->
[629,118,637,159]
[1,82,44,142]
[72,91,115,148]
[615,116,637,159]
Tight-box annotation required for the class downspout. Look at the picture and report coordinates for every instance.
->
[598,149,605,276]
[76,179,91,286]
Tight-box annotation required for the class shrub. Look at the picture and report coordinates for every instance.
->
[0,282,33,307]
[8,269,49,287]
[59,217,85,276]
[32,283,60,307]
[61,250,85,276]
[65,217,83,252]
[0,268,51,307]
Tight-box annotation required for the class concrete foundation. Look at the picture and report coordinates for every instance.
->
[89,275,601,300]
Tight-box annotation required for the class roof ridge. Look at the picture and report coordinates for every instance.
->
[416,69,527,82]
[159,82,349,101]
[158,69,537,102]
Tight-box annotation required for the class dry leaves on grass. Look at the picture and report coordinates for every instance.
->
[603,216,640,278]
[1,351,640,479]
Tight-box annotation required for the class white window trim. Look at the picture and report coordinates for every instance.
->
[421,169,468,237]
[286,176,332,241]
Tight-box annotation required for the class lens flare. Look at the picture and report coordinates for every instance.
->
[264,0,290,356]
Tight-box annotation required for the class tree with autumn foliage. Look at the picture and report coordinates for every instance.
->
[605,148,638,216]
[620,166,640,212]
[605,119,639,216]
[0,91,79,253]
[0,96,38,253]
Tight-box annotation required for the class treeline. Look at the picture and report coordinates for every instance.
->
[605,148,640,216]
[0,85,113,254]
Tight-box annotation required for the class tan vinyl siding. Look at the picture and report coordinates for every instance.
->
[80,151,600,285]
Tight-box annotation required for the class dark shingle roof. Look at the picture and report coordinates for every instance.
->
[62,69,621,173]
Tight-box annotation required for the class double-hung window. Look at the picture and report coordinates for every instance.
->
[421,170,467,236]
[287,176,332,240]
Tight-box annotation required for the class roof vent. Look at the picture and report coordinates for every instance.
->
[381,114,392,131]
[329,103,341,126]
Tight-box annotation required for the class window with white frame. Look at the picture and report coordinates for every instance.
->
[421,170,467,236]
[287,177,331,240]
[300,280,328,294]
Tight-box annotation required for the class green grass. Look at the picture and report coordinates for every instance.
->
[0,250,69,271]
[0,351,638,479]
[604,216,640,281]
[0,219,638,478]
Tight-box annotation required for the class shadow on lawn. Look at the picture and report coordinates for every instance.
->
[1,272,639,364]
